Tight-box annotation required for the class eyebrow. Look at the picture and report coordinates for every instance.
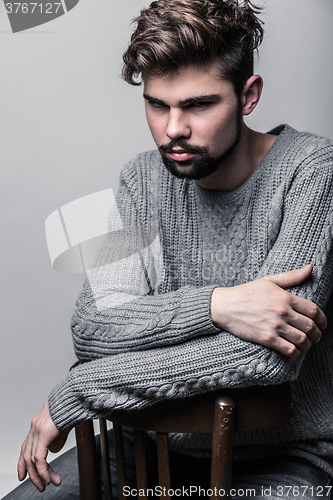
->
[143,93,221,106]
[143,94,165,106]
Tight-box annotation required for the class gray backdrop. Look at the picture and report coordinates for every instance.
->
[1,0,332,496]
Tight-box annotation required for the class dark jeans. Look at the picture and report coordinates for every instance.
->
[3,428,332,499]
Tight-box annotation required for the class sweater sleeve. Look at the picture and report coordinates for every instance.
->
[49,144,333,430]
[71,157,221,361]
[255,144,333,305]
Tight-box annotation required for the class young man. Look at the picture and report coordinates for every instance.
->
[8,0,333,498]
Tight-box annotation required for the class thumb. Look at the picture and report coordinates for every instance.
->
[263,264,313,288]
[48,430,69,453]
[49,467,62,487]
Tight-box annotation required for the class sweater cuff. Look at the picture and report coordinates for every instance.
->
[48,372,87,430]
[177,284,221,337]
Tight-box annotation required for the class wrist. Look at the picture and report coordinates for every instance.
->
[210,286,229,329]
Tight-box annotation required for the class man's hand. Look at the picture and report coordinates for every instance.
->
[18,402,69,492]
[210,264,327,357]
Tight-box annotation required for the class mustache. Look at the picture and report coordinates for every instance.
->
[158,140,208,155]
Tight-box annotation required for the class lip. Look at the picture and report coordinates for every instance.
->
[168,150,196,162]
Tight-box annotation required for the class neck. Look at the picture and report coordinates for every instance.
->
[196,125,278,192]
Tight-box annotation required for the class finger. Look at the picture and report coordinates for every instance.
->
[33,411,62,487]
[258,324,311,356]
[259,334,301,358]
[290,295,327,333]
[23,443,46,492]
[288,313,322,344]
[280,325,313,351]
[264,264,313,288]
[50,468,62,486]
[31,416,53,486]
[18,439,28,481]
[22,417,50,491]
[33,444,52,486]
[34,460,61,487]
[25,460,47,492]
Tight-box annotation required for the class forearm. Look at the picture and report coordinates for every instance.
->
[72,282,221,361]
[49,329,302,431]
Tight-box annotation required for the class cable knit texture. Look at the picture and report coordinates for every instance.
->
[49,125,333,476]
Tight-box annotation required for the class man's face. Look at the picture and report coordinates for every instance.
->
[143,62,243,180]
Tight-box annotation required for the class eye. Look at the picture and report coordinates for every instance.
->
[148,101,167,110]
[185,101,213,111]
[192,101,213,109]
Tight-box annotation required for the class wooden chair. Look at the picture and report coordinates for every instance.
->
[75,383,293,500]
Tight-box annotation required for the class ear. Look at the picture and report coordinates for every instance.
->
[241,75,263,116]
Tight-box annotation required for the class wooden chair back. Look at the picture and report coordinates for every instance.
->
[75,383,292,500]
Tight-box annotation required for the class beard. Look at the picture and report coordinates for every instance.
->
[158,104,242,181]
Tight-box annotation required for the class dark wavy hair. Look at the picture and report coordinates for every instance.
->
[122,0,264,97]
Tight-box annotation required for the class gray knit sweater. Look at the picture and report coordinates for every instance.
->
[49,125,333,475]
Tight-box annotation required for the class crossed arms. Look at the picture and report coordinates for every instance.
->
[18,145,333,491]
[17,266,327,492]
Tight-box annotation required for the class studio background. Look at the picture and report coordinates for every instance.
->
[1,0,332,496]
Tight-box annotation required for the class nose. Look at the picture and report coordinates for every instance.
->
[166,108,191,140]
